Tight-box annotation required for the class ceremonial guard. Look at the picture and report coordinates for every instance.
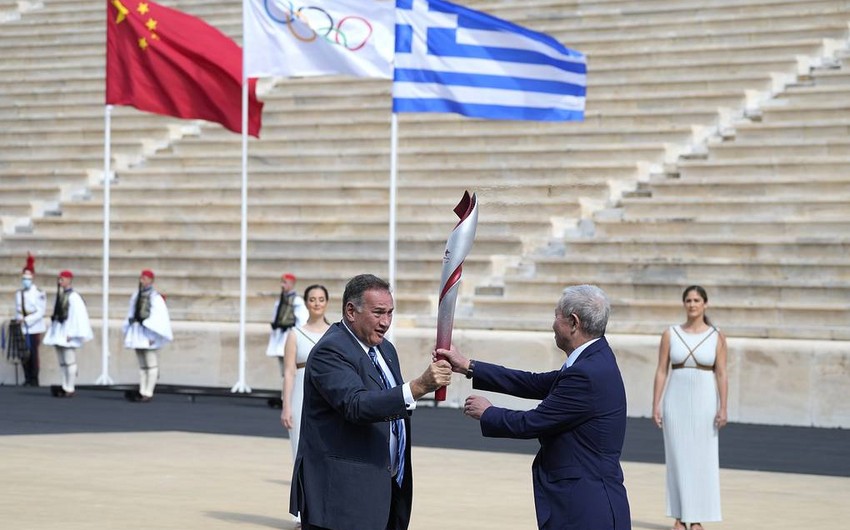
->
[13,253,47,386]
[122,269,172,402]
[43,270,93,397]
[266,273,308,376]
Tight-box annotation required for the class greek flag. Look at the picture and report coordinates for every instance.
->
[393,0,586,121]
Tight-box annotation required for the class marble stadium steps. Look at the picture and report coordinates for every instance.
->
[205,121,694,148]
[3,0,849,343]
[0,110,187,141]
[618,198,848,221]
[593,218,850,239]
[0,203,35,218]
[533,8,849,39]
[490,64,850,340]
[0,168,91,187]
[2,231,522,258]
[136,151,647,182]
[0,74,104,98]
[0,270,445,299]
[199,0,850,42]
[0,183,66,202]
[524,255,850,285]
[273,104,718,130]
[0,259,482,321]
[486,0,850,22]
[114,156,634,182]
[10,1,833,51]
[808,67,850,86]
[673,156,850,179]
[81,179,614,206]
[0,137,154,159]
[583,39,828,70]
[162,139,667,166]
[453,305,850,341]
[497,278,850,307]
[732,118,850,141]
[757,101,850,123]
[26,217,547,240]
[0,250,492,282]
[0,285,429,322]
[0,270,455,322]
[10,0,846,42]
[702,138,850,160]
[548,238,850,261]
[634,174,850,200]
[52,201,578,231]
[100,166,638,192]
[0,117,178,145]
[464,295,850,338]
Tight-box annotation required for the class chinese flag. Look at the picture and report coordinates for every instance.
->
[106,0,263,137]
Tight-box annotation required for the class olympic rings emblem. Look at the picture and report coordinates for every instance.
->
[263,0,374,51]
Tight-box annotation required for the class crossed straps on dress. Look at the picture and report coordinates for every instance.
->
[670,326,717,371]
[367,346,406,488]
[293,327,317,369]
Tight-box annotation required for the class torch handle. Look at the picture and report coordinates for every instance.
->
[434,351,448,402]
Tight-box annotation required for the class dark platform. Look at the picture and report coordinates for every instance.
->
[1,385,846,477]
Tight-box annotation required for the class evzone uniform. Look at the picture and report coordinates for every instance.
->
[122,270,172,401]
[43,271,93,397]
[266,278,308,376]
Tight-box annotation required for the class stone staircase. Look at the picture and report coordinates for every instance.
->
[1,0,849,342]
[473,52,850,340]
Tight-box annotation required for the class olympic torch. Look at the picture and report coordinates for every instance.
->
[434,191,479,402]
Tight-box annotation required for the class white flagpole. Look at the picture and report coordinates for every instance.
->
[388,113,399,342]
[96,105,115,386]
[232,5,251,393]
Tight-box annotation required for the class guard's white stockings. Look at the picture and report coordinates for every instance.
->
[56,347,77,393]
[135,350,159,398]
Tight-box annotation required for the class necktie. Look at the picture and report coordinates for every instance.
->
[368,347,406,487]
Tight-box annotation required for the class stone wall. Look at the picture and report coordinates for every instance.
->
[3,322,847,428]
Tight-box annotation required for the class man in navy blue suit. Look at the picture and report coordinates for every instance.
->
[291,274,453,530]
[438,284,631,530]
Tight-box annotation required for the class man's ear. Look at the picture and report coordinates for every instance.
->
[571,313,580,332]
[343,301,355,322]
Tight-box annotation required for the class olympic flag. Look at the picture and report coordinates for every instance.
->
[434,191,478,402]
[393,0,587,121]
[244,0,395,78]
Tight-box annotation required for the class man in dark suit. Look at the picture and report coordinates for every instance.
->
[438,284,631,530]
[290,274,453,530]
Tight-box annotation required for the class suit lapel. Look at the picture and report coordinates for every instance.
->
[331,322,381,388]
[377,343,403,386]
[336,322,402,388]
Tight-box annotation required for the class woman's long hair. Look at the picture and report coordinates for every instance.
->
[682,285,712,326]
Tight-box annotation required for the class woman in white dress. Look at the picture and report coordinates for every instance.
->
[652,285,728,530]
[280,284,330,527]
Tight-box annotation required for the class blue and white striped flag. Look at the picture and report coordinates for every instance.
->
[393,0,586,121]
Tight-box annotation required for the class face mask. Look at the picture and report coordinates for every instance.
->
[21,278,32,289]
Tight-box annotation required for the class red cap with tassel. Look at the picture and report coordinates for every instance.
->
[22,252,35,276]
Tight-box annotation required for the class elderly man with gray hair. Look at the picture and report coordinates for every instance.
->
[437,284,631,530]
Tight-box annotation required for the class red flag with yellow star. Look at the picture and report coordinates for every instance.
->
[106,0,263,136]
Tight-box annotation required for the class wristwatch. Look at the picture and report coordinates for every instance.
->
[465,359,476,379]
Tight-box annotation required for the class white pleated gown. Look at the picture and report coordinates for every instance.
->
[288,326,326,461]
[662,325,722,522]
